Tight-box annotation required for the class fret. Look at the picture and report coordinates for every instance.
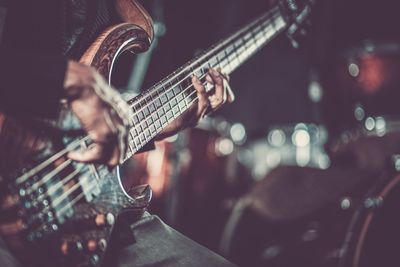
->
[127,144,135,157]
[142,105,150,118]
[132,102,141,115]
[266,12,278,35]
[208,55,219,69]
[173,83,182,95]
[170,96,178,109]
[192,67,203,78]
[136,123,144,136]
[243,30,252,42]
[142,118,148,129]
[122,4,292,161]
[176,70,187,84]
[154,117,162,130]
[160,97,169,120]
[182,78,192,98]
[126,143,133,158]
[229,44,242,71]
[160,92,168,104]
[179,97,187,110]
[151,110,158,124]
[176,89,184,102]
[148,100,156,113]
[166,110,173,121]
[224,43,234,58]
[164,101,173,119]
[180,76,191,91]
[215,52,228,74]
[149,123,156,134]
[248,25,259,55]
[166,86,175,100]
[133,136,142,150]
[132,114,139,125]
[234,37,247,64]
[224,49,234,73]
[137,110,145,121]
[172,105,180,117]
[160,111,168,125]
[157,107,165,122]
[154,96,162,109]
[254,25,266,47]
[129,132,137,151]
[138,132,145,143]
[171,95,180,118]
[145,91,154,102]
[144,128,151,140]
[162,86,173,108]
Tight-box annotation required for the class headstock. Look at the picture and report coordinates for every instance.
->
[279,0,316,48]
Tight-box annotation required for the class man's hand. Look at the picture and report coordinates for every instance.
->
[64,61,132,168]
[155,68,235,140]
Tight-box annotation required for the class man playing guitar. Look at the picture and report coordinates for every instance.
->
[0,0,235,266]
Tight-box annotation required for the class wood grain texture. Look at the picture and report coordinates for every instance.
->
[80,23,151,80]
[115,0,154,41]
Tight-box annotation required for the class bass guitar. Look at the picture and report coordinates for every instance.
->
[0,0,313,266]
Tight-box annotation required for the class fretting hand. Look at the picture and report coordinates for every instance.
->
[155,68,235,140]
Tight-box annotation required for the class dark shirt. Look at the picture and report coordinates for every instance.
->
[0,0,117,119]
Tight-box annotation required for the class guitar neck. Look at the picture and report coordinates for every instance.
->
[123,5,287,161]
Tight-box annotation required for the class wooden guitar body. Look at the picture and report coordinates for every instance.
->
[0,1,153,266]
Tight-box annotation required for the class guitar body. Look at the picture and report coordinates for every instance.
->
[0,1,153,267]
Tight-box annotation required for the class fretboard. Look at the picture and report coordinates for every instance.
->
[123,5,287,161]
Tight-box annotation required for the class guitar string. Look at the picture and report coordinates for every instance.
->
[28,174,93,232]
[126,9,281,123]
[128,13,282,145]
[19,33,259,198]
[26,81,201,212]
[23,11,287,228]
[15,136,91,185]
[31,88,203,228]
[15,16,284,216]
[14,7,281,187]
[15,11,284,206]
[27,6,298,235]
[15,9,283,196]
[30,95,201,231]
[55,96,202,220]
[22,169,84,212]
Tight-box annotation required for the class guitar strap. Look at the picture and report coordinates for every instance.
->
[0,0,8,45]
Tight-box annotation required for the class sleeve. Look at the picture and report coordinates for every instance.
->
[0,51,68,119]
